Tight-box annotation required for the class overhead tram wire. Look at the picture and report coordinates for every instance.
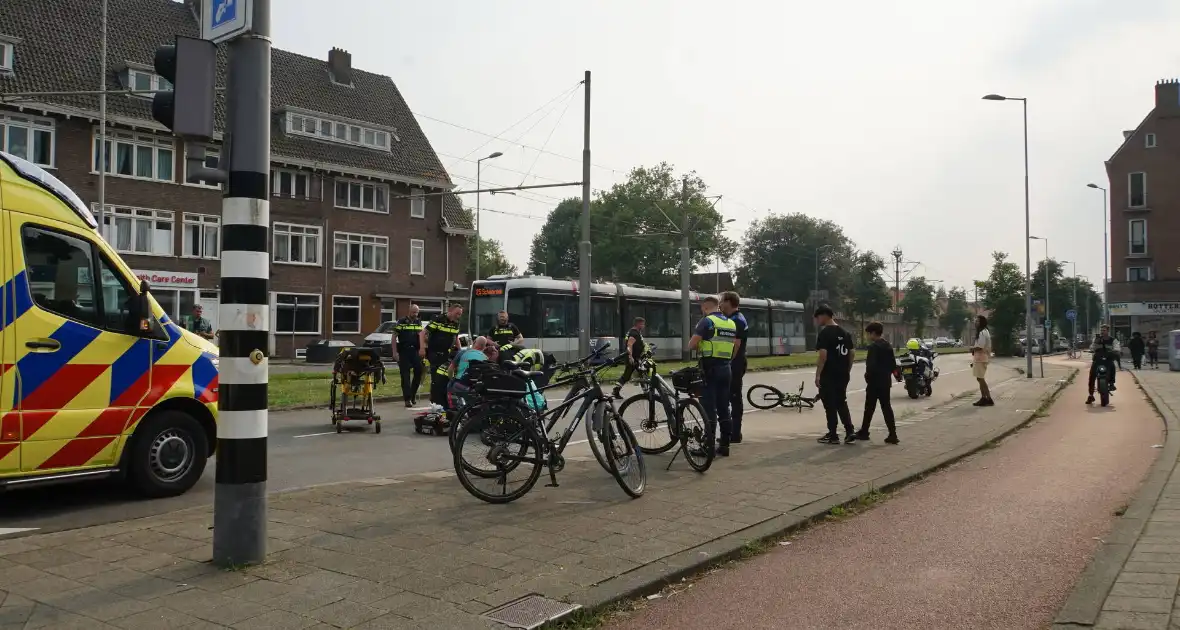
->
[449,80,585,168]
[518,87,579,187]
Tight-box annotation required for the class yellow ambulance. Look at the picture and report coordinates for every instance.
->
[0,151,217,497]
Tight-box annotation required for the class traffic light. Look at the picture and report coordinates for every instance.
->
[151,36,216,139]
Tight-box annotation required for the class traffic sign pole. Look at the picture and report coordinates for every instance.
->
[212,0,271,568]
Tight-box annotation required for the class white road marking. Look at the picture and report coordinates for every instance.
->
[292,431,336,439]
[0,528,38,536]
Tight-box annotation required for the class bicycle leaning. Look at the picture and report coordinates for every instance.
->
[616,345,715,472]
[451,343,647,504]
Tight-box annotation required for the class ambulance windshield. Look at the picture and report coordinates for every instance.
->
[0,151,97,229]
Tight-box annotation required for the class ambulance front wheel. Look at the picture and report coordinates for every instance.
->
[127,411,209,499]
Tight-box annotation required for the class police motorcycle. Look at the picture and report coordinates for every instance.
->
[895,339,939,399]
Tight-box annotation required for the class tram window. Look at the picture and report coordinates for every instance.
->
[747,309,769,338]
[591,298,616,337]
[507,290,538,339]
[540,294,576,338]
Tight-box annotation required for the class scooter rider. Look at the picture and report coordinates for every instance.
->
[1087,324,1118,404]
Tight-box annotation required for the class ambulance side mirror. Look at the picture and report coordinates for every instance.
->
[132,280,153,333]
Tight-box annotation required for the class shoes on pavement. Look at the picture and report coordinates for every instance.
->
[854,430,871,441]
[611,389,623,400]
[731,433,743,444]
[817,434,841,445]
[843,432,857,444]
[1085,395,1095,404]
[404,399,412,408]
[973,399,986,406]
[884,433,900,445]
[982,398,995,406]
[717,444,731,457]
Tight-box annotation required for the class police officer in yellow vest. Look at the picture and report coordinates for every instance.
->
[688,296,737,457]
[419,303,463,408]
[392,304,425,407]
[488,310,523,348]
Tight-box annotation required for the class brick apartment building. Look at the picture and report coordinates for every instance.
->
[0,0,474,358]
[1103,78,1180,344]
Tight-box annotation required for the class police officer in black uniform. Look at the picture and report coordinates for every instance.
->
[720,292,748,443]
[488,310,523,348]
[419,303,463,408]
[392,304,424,407]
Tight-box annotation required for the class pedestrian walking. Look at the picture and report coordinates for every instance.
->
[1128,332,1146,370]
[687,296,736,457]
[392,304,425,407]
[612,317,647,399]
[720,291,749,444]
[857,321,898,444]
[971,315,994,407]
[1147,331,1160,369]
[813,305,856,445]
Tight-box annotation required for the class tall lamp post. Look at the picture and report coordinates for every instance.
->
[474,151,504,282]
[983,93,1033,378]
[1061,260,1078,353]
[1086,183,1109,327]
[714,218,736,292]
[1029,236,1050,343]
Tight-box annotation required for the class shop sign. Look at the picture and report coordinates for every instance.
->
[132,270,199,290]
[1107,302,1180,316]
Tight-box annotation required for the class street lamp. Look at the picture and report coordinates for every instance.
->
[475,151,504,282]
[1061,260,1078,353]
[1086,183,1109,327]
[714,218,736,292]
[983,93,1033,378]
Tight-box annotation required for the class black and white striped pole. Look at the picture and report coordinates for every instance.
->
[213,0,272,567]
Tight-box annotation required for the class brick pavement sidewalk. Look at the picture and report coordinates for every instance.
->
[1055,367,1180,630]
[0,364,1071,630]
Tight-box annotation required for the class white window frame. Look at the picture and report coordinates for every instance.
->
[334,178,389,214]
[0,42,13,73]
[127,68,172,98]
[410,188,426,219]
[274,292,322,335]
[271,168,312,199]
[184,146,221,189]
[1127,267,1152,282]
[96,204,175,256]
[272,222,322,266]
[1,113,55,167]
[331,295,362,334]
[334,231,389,273]
[410,238,425,276]
[182,213,220,259]
[1128,171,1147,208]
[1129,218,1147,255]
[92,129,175,183]
[286,113,392,151]
[1146,133,1157,148]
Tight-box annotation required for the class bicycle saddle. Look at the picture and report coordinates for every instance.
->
[512,368,545,381]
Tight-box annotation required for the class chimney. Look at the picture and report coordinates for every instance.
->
[328,47,353,85]
[1155,78,1180,109]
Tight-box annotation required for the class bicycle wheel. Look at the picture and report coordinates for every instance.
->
[452,407,543,504]
[676,398,714,473]
[593,401,647,498]
[456,403,531,479]
[585,400,615,475]
[619,393,677,455]
[746,384,783,410]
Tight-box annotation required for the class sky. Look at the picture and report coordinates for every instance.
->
[272,0,1180,298]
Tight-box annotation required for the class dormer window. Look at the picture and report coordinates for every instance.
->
[126,68,172,98]
[286,112,391,151]
[0,39,15,73]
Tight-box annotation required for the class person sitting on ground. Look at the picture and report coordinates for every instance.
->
[447,337,490,413]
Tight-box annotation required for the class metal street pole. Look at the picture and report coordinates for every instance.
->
[578,70,592,357]
[1064,261,1077,352]
[97,0,108,235]
[474,151,503,282]
[213,0,272,568]
[680,178,692,361]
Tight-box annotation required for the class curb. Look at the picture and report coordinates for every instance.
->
[562,367,1078,620]
[1051,371,1180,629]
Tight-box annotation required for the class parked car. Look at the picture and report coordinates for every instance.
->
[1015,338,1044,357]
[934,337,953,348]
[362,320,397,356]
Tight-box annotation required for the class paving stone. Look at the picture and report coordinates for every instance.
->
[1094,610,1170,630]
[303,599,387,628]
[162,587,271,625]
[1111,581,1179,599]
[1105,596,1174,614]
[231,609,320,629]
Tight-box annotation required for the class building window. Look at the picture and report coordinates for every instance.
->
[334,232,388,272]
[331,295,362,334]
[272,169,311,198]
[273,222,321,266]
[98,205,174,255]
[1,113,54,167]
[0,42,13,73]
[1129,219,1147,255]
[275,293,321,334]
[1146,133,1157,148]
[410,238,425,275]
[334,179,388,213]
[185,147,220,188]
[92,130,174,182]
[182,214,220,259]
[1128,172,1146,208]
[127,69,172,97]
[1127,267,1151,282]
[410,188,426,219]
[285,112,391,151]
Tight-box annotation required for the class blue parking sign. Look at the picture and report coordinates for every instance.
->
[212,0,236,28]
[202,0,252,43]
[1066,309,1077,321]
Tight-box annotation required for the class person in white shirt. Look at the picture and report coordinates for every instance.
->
[971,315,994,407]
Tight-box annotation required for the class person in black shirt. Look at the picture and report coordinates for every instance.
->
[487,310,523,348]
[856,321,898,444]
[720,291,749,443]
[419,303,463,408]
[612,317,647,399]
[391,304,424,407]
[813,305,856,444]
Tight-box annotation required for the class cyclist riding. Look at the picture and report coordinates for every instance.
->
[1086,324,1118,405]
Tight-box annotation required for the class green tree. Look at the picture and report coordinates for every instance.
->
[467,235,517,281]
[527,164,734,288]
[734,213,855,305]
[842,251,891,343]
[1030,259,1072,337]
[940,287,972,341]
[980,251,1026,355]
[900,277,937,338]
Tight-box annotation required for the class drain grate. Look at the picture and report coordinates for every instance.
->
[481,594,581,629]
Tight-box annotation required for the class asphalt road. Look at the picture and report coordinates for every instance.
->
[0,353,995,534]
